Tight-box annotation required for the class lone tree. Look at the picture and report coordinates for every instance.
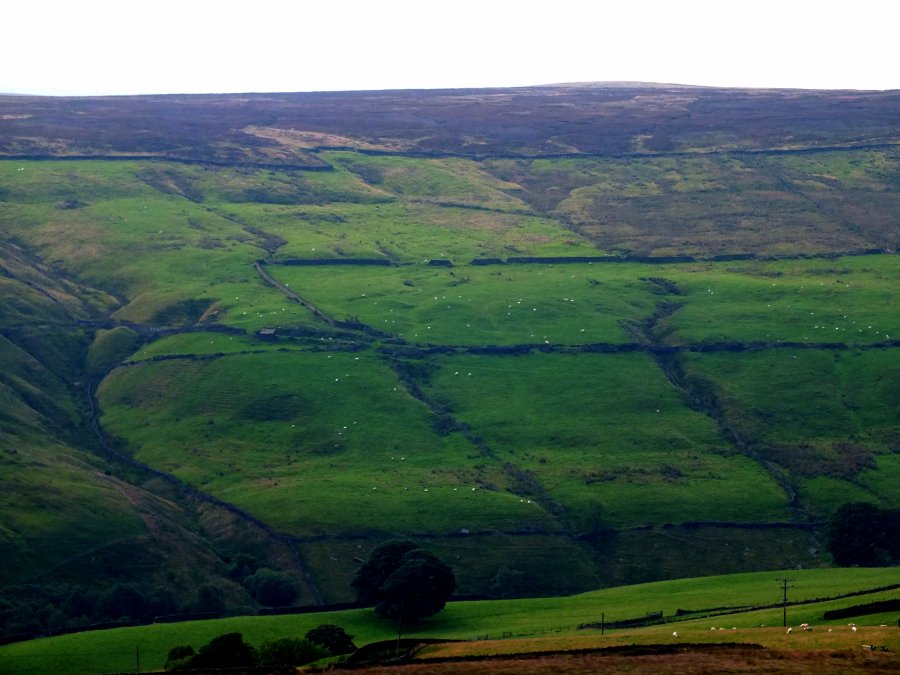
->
[352,542,456,657]
[352,541,456,622]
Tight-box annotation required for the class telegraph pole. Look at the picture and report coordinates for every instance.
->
[778,578,793,627]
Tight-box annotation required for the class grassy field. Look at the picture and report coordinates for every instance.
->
[267,262,658,345]
[418,351,790,527]
[323,152,532,212]
[0,162,317,328]
[1,567,897,675]
[97,350,556,536]
[678,347,900,517]
[96,347,794,535]
[660,255,900,345]
[220,200,598,263]
[265,255,899,347]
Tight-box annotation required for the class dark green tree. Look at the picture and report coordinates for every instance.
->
[243,568,298,607]
[375,549,456,622]
[354,545,455,658]
[257,637,326,667]
[305,623,357,656]
[351,541,419,605]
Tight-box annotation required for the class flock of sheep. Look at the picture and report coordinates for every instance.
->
[669,622,878,637]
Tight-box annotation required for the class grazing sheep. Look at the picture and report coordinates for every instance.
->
[851,626,858,632]
[786,627,793,634]
[672,631,678,638]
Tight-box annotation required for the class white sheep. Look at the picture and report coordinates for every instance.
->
[786,627,793,634]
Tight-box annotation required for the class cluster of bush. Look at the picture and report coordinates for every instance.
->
[827,502,900,566]
[227,554,299,607]
[164,625,355,670]
[0,583,182,638]
[0,555,301,640]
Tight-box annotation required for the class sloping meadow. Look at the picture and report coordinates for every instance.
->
[98,350,556,537]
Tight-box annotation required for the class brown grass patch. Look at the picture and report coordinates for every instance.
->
[344,646,899,674]
[243,126,410,152]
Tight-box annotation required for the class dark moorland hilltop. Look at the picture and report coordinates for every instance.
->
[3,85,900,160]
[0,84,898,642]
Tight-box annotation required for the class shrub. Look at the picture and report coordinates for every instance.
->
[305,624,357,655]
[257,637,326,667]
[164,645,194,671]
[189,632,256,669]
[243,568,298,607]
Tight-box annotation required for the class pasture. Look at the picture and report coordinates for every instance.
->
[97,351,556,537]
[1,567,897,675]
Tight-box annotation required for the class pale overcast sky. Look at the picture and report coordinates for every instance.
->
[2,0,897,96]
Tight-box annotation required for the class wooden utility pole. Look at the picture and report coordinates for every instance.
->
[778,578,793,627]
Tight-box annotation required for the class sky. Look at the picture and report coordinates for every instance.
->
[2,0,897,96]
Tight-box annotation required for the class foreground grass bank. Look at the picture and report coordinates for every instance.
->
[2,567,897,675]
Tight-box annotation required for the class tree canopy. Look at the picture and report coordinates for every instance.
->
[352,541,456,621]
[305,623,357,656]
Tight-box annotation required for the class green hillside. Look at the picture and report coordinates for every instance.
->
[0,86,898,642]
